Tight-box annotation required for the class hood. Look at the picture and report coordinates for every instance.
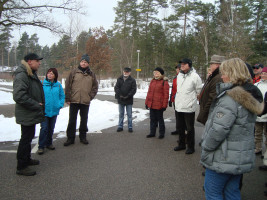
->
[15,60,33,76]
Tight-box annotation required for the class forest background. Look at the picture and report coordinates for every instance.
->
[0,0,266,82]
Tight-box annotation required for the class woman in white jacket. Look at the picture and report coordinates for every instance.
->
[254,67,267,154]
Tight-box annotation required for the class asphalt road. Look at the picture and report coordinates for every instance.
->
[0,93,266,200]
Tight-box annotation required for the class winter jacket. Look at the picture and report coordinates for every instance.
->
[13,60,45,126]
[200,82,264,175]
[197,67,222,125]
[175,69,202,113]
[169,75,178,103]
[42,79,65,117]
[114,75,137,105]
[145,76,169,110]
[65,66,98,105]
[254,80,267,122]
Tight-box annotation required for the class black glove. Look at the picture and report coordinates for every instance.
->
[162,108,166,111]
[169,101,172,107]
[145,105,149,110]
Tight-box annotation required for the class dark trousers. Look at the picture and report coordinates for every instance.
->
[38,116,57,149]
[66,103,89,140]
[177,112,195,150]
[150,109,165,136]
[17,125,36,170]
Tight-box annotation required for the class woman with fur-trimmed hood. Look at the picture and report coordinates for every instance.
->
[145,67,169,139]
[200,58,264,200]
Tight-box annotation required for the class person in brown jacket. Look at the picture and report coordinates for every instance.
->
[64,54,98,146]
[145,67,169,139]
[197,55,225,125]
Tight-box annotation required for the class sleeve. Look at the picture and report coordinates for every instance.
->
[89,73,99,99]
[114,79,121,99]
[64,71,72,102]
[59,83,65,108]
[162,81,170,108]
[127,79,137,97]
[195,75,203,95]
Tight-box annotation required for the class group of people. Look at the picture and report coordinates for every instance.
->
[13,52,266,199]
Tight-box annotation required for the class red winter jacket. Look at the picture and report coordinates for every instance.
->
[169,75,178,102]
[145,76,169,110]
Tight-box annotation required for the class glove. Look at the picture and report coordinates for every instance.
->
[145,105,149,110]
[169,101,172,107]
[162,108,166,111]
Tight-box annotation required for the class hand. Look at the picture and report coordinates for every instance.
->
[145,105,149,110]
[39,103,43,106]
[169,101,172,107]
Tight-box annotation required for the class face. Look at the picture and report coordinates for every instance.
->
[253,67,262,75]
[47,71,55,82]
[153,71,161,78]
[123,71,131,76]
[209,63,220,73]
[80,60,89,68]
[261,71,267,80]
[176,68,180,74]
[221,73,230,83]
[180,63,190,73]
[28,60,41,71]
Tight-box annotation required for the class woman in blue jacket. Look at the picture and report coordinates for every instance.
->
[38,68,65,155]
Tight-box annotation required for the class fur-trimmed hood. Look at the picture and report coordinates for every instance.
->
[20,60,34,76]
[153,75,168,81]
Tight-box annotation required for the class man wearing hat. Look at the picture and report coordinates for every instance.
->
[114,67,137,132]
[253,63,264,83]
[64,54,98,146]
[13,53,45,176]
[197,55,225,125]
[173,58,202,154]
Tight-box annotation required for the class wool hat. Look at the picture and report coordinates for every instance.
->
[154,67,164,75]
[253,63,264,69]
[179,58,192,67]
[80,54,90,63]
[123,67,131,72]
[209,55,225,64]
[262,67,267,73]
[24,53,43,62]
[46,68,58,82]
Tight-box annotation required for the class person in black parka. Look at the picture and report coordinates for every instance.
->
[114,67,137,132]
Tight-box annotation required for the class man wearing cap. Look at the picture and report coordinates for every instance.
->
[64,54,98,146]
[13,53,45,176]
[197,55,225,125]
[173,58,202,154]
[169,64,181,135]
[114,67,137,132]
[253,63,264,84]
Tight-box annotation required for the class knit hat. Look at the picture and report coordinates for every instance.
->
[24,53,43,61]
[154,67,164,75]
[80,54,90,63]
[262,67,267,73]
[123,67,131,72]
[209,55,225,64]
[179,58,192,67]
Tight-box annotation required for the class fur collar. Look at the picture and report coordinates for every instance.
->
[153,75,168,81]
[21,60,33,76]
[227,86,264,115]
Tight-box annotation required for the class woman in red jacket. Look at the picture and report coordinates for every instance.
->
[145,67,169,139]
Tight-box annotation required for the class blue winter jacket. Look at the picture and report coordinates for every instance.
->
[42,79,65,117]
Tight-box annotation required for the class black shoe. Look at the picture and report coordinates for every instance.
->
[28,159,40,166]
[158,135,164,139]
[128,128,133,133]
[80,138,89,145]
[185,148,195,154]
[174,145,186,151]
[64,139,74,146]
[47,145,55,150]
[16,167,36,176]
[117,128,123,132]
[259,165,267,171]
[146,134,155,138]
[171,131,179,135]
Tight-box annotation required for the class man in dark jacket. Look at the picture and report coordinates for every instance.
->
[13,53,45,176]
[197,55,225,125]
[114,67,137,132]
[64,54,98,146]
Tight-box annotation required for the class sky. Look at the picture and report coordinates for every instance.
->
[11,0,214,47]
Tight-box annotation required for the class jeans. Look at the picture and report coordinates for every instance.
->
[150,109,165,136]
[118,104,132,129]
[17,125,36,170]
[66,103,89,140]
[204,168,241,200]
[38,116,57,149]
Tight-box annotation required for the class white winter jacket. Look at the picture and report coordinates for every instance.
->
[175,69,202,113]
[255,80,267,122]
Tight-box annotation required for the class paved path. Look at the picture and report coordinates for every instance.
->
[0,94,266,200]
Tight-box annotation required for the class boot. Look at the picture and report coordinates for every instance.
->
[38,148,44,155]
[47,145,55,150]
[64,138,74,146]
[80,138,89,145]
[28,159,40,165]
[174,145,186,151]
[16,167,36,176]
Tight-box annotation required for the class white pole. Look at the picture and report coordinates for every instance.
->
[137,50,140,80]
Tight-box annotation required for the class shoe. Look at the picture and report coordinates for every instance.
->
[259,165,267,171]
[64,139,74,146]
[158,135,164,139]
[255,149,262,155]
[80,138,89,145]
[16,167,36,176]
[28,159,40,166]
[146,134,155,138]
[47,145,55,150]
[117,128,123,132]
[128,128,133,133]
[37,148,44,155]
[171,131,179,135]
[202,171,205,176]
[174,145,186,151]
[185,148,195,154]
